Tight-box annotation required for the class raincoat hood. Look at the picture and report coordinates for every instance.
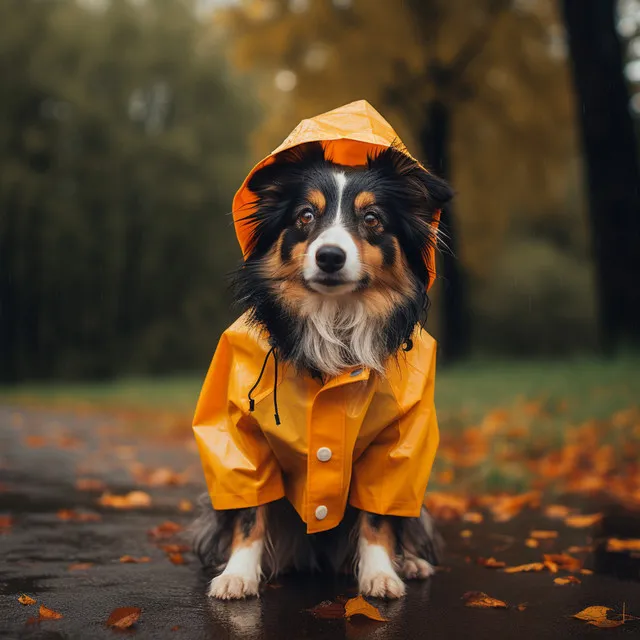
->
[232,99,440,286]
[193,101,440,534]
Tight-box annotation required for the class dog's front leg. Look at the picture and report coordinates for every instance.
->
[208,506,265,600]
[356,513,405,599]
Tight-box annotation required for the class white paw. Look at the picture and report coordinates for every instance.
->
[359,571,406,599]
[399,556,435,580]
[207,574,259,600]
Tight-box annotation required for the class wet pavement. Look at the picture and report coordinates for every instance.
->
[1,406,640,639]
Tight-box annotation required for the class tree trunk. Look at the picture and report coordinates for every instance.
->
[561,0,640,353]
[420,100,470,362]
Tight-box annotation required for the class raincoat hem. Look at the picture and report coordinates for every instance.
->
[348,493,422,519]
[209,485,285,511]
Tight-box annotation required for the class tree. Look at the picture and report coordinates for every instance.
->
[0,0,253,382]
[223,0,586,359]
[561,0,640,354]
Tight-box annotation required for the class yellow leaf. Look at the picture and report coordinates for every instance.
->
[554,576,581,585]
[462,591,508,608]
[504,562,545,573]
[606,538,640,553]
[460,529,473,538]
[530,530,558,539]
[564,513,602,528]
[344,595,388,622]
[525,538,539,548]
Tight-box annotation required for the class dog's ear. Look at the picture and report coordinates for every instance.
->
[248,141,326,196]
[367,146,453,210]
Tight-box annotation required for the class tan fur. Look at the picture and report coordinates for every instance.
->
[359,514,396,557]
[231,507,266,551]
[354,191,376,210]
[307,188,326,213]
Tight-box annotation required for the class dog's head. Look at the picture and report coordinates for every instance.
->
[234,141,452,374]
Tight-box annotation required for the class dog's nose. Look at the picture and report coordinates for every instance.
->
[316,245,346,273]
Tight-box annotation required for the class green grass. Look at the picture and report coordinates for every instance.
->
[1,355,638,422]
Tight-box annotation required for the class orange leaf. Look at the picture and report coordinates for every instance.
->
[543,560,559,573]
[75,478,106,491]
[424,493,469,521]
[106,607,141,629]
[159,543,190,553]
[544,504,570,519]
[99,491,151,509]
[477,557,506,569]
[580,568,594,575]
[68,563,93,571]
[119,556,150,563]
[554,576,581,586]
[462,591,508,608]
[543,553,582,572]
[530,530,558,540]
[573,606,624,628]
[460,529,473,539]
[0,515,14,528]
[39,605,63,620]
[18,594,36,606]
[178,499,193,513]
[504,563,545,573]
[463,512,483,524]
[564,513,602,528]
[168,553,187,565]
[344,595,388,622]
[525,538,539,548]
[148,521,183,539]
[606,538,640,553]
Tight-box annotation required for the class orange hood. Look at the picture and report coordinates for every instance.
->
[232,100,440,286]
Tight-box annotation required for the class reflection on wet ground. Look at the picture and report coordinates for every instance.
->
[1,406,640,639]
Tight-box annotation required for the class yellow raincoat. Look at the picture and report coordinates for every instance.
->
[193,101,439,534]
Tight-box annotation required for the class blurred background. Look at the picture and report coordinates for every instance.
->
[1,1,640,493]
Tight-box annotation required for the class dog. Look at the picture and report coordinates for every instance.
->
[191,138,452,600]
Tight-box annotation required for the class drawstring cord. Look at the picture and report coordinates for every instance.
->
[247,342,281,426]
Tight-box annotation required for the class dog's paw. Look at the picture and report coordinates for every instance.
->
[207,574,259,600]
[359,571,406,599]
[399,555,435,580]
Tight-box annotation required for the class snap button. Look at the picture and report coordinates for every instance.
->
[315,505,328,520]
[316,447,332,462]
[350,368,363,377]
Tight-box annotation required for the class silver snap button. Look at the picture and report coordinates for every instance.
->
[315,505,328,520]
[316,447,332,462]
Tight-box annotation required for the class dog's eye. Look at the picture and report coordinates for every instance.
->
[297,208,315,225]
[363,212,380,228]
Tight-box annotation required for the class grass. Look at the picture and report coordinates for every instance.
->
[1,355,638,423]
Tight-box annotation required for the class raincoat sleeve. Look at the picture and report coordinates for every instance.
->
[349,341,439,517]
[192,330,285,510]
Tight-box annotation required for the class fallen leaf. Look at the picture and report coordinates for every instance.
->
[543,553,582,572]
[56,509,101,523]
[530,530,558,540]
[477,557,506,569]
[68,563,93,571]
[525,538,539,548]
[0,515,13,529]
[99,491,151,509]
[544,505,570,519]
[516,604,527,611]
[119,556,150,564]
[463,512,483,523]
[39,605,63,620]
[554,576,581,585]
[543,559,559,573]
[18,594,36,606]
[148,521,183,539]
[504,562,545,573]
[168,553,187,565]
[171,626,180,632]
[178,499,193,513]
[159,543,190,553]
[573,606,624,628]
[564,513,602,529]
[307,600,346,619]
[460,529,473,538]
[106,607,141,629]
[75,478,106,491]
[606,538,640,553]
[580,568,594,575]
[25,435,47,448]
[566,545,594,554]
[424,493,469,521]
[462,591,508,608]
[344,595,388,622]
[480,492,541,522]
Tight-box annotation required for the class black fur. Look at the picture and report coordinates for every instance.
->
[192,495,443,577]
[231,142,452,374]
